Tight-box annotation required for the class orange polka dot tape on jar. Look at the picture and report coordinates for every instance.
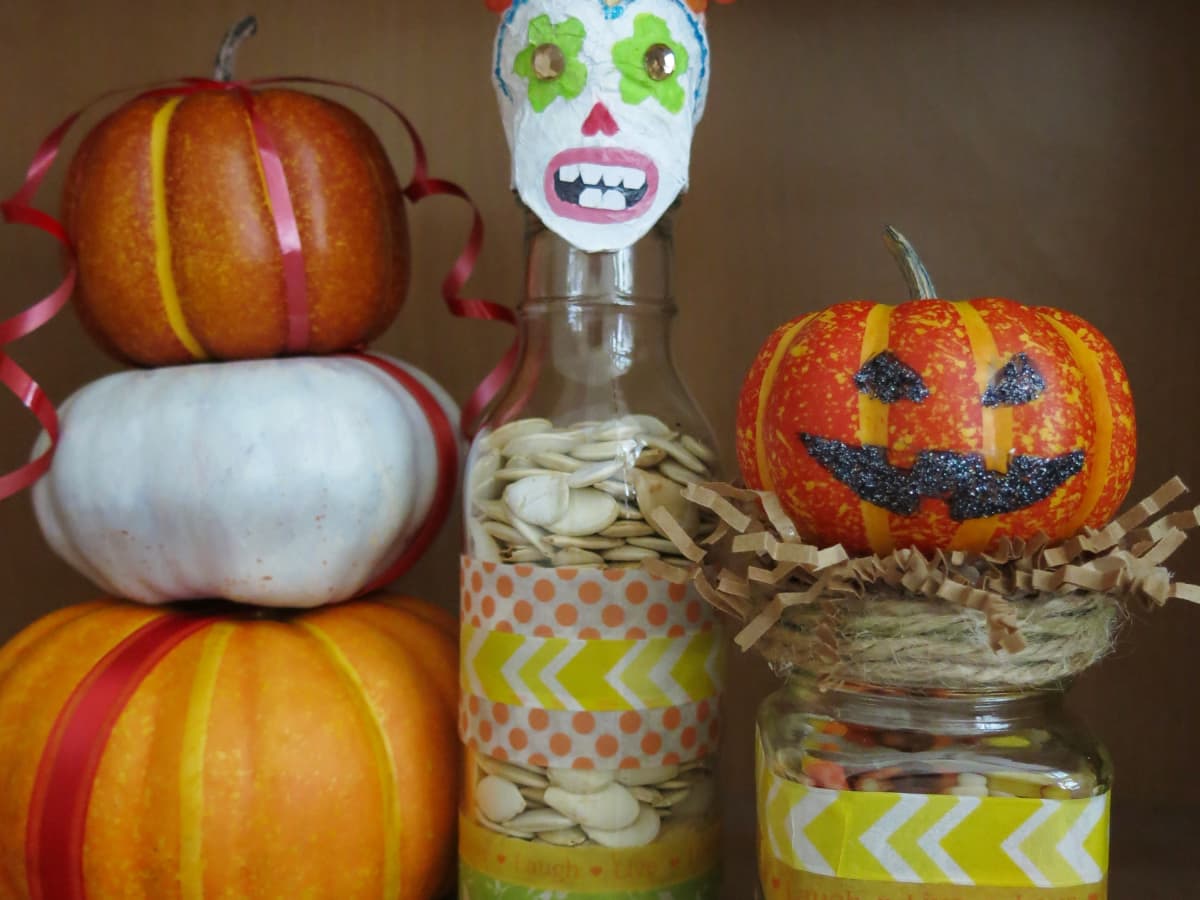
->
[757,734,1110,894]
[460,557,719,639]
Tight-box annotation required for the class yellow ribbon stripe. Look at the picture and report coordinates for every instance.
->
[178,623,234,900]
[757,734,1109,889]
[150,97,207,360]
[462,624,723,712]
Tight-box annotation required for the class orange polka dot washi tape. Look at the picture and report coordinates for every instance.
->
[460,557,725,769]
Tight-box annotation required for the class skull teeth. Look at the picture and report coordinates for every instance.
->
[558,164,646,192]
[578,188,627,211]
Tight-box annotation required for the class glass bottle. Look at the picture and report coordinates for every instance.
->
[458,212,724,900]
[756,675,1111,899]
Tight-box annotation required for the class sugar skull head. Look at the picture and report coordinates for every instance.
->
[491,0,713,252]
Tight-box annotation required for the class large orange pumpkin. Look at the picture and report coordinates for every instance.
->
[62,80,409,365]
[736,232,1136,555]
[0,597,457,900]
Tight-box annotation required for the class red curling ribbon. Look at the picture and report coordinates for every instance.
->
[1,74,518,502]
[348,351,460,595]
[239,87,311,354]
[25,609,218,900]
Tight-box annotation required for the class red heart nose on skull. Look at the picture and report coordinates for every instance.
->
[581,102,620,136]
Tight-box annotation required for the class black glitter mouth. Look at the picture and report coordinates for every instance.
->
[800,434,1086,520]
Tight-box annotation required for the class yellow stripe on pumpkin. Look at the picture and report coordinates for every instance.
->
[1041,312,1113,534]
[856,303,894,553]
[179,623,234,900]
[151,97,207,361]
[301,623,402,900]
[755,313,819,493]
[951,302,1012,550]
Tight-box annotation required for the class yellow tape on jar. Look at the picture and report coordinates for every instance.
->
[460,813,720,894]
[757,733,1110,896]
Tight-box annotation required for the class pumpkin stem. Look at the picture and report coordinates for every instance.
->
[213,15,259,82]
[883,226,938,300]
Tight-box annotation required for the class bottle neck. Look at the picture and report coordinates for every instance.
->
[522,212,673,308]
[784,675,1064,736]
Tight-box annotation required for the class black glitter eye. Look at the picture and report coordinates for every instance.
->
[854,351,929,404]
[531,43,566,80]
[982,353,1046,408]
[644,44,677,81]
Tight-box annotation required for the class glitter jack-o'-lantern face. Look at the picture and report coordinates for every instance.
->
[493,0,710,252]
[736,299,1137,555]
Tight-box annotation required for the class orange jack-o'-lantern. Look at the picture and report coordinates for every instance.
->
[736,229,1136,555]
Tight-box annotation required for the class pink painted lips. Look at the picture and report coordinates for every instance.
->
[544,148,659,224]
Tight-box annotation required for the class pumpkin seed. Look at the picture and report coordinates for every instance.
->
[547,489,620,537]
[634,447,668,468]
[476,814,535,840]
[531,451,584,473]
[639,434,708,474]
[545,535,624,551]
[582,805,661,848]
[503,431,586,458]
[507,808,576,832]
[626,536,683,554]
[566,458,627,488]
[548,768,615,794]
[659,460,703,485]
[681,434,717,463]
[600,521,657,538]
[602,545,660,562]
[485,418,553,451]
[476,775,526,823]
[616,764,680,787]
[544,782,639,831]
[504,474,570,528]
[572,439,640,462]
[536,827,588,847]
[551,548,607,566]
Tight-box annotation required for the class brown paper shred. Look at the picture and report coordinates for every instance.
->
[648,507,706,563]
[641,557,691,584]
[683,484,753,533]
[1171,583,1200,606]
[646,477,1199,688]
[701,520,731,546]
[759,492,800,541]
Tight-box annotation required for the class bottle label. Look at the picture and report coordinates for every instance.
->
[459,815,721,899]
[757,732,1110,897]
[460,557,724,769]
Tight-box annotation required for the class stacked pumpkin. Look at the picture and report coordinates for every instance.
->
[0,21,460,900]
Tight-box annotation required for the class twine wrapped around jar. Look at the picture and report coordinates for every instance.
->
[645,478,1200,692]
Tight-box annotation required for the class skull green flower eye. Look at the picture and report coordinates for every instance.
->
[612,14,689,114]
[513,15,588,113]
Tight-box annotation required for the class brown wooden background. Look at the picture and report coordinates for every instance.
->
[0,1,1196,896]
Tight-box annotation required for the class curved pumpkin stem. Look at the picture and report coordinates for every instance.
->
[214,15,259,82]
[883,226,938,301]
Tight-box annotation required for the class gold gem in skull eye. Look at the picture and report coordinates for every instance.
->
[644,43,677,81]
[532,43,566,81]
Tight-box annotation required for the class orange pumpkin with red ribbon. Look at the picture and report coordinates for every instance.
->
[61,18,409,366]
[736,229,1136,555]
[0,597,458,900]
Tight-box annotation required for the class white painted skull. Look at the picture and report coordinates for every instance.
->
[493,0,711,252]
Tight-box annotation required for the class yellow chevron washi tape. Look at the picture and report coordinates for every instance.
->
[756,734,1110,893]
[462,624,723,711]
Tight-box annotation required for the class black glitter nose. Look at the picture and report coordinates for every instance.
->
[854,351,930,404]
[982,353,1046,408]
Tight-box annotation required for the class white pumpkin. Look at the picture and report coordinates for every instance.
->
[31,353,460,607]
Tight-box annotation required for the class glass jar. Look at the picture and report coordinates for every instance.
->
[458,213,723,900]
[756,676,1112,899]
